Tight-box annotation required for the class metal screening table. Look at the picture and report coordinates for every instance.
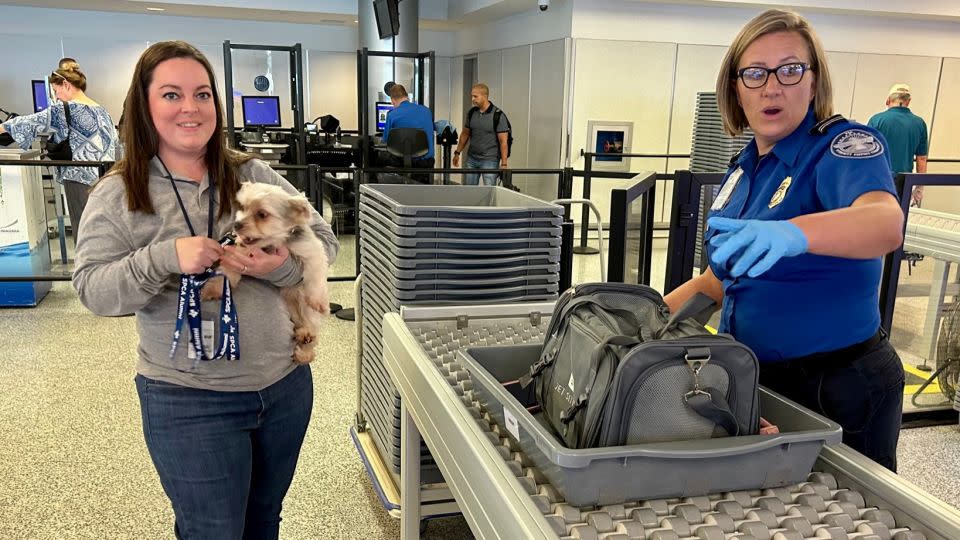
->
[903,207,960,370]
[377,302,960,540]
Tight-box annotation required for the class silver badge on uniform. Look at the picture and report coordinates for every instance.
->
[712,168,743,211]
[768,176,792,208]
[830,129,884,159]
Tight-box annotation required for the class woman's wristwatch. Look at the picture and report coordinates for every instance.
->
[453,150,461,155]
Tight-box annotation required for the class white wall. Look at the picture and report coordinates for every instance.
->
[568,39,677,224]
[441,39,565,199]
[454,0,573,55]
[572,0,960,58]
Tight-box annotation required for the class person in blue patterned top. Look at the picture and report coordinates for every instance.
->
[0,59,117,242]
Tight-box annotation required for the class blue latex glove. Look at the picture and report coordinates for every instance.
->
[708,217,808,278]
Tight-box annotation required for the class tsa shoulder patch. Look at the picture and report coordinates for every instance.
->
[830,129,884,159]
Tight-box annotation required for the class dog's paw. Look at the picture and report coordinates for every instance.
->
[293,345,315,364]
[306,294,330,315]
[294,327,315,345]
[200,279,224,301]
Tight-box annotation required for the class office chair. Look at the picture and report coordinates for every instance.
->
[385,127,429,169]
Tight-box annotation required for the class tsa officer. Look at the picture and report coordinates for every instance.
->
[664,9,906,471]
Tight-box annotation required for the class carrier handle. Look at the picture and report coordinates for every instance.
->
[685,387,742,437]
[655,293,717,339]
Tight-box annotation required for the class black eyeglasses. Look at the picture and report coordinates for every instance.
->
[735,62,813,89]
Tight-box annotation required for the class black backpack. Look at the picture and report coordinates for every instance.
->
[467,105,513,158]
[519,283,760,449]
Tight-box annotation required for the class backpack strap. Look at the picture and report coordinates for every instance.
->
[654,293,717,339]
[62,101,73,141]
[521,295,642,388]
[559,334,640,425]
[493,108,511,133]
[466,106,480,129]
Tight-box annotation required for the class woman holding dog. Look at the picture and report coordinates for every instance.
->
[665,9,905,471]
[72,41,338,538]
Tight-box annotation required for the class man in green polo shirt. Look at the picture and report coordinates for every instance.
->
[868,83,928,205]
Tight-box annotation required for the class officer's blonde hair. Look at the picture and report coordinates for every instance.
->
[716,9,834,136]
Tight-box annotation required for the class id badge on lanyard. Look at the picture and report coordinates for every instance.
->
[161,157,240,368]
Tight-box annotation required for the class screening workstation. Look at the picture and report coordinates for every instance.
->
[222,40,362,236]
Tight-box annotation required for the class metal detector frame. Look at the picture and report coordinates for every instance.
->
[357,48,435,168]
[223,41,307,169]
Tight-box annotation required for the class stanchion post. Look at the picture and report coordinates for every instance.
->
[560,220,574,291]
[573,155,599,255]
[335,168,362,321]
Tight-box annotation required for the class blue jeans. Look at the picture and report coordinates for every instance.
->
[759,337,904,471]
[135,365,313,539]
[464,154,500,186]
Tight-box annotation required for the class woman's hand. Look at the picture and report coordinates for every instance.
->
[220,245,290,278]
[175,236,224,274]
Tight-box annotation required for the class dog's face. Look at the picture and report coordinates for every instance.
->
[233,183,312,249]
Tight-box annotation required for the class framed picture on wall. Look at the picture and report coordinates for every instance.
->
[586,120,633,171]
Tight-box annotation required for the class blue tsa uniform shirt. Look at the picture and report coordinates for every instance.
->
[706,109,897,362]
[382,100,435,160]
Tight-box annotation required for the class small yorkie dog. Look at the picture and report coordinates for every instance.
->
[206,182,330,364]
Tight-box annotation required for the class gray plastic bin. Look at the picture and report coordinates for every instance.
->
[362,250,559,280]
[360,253,559,291]
[361,227,560,269]
[360,184,563,219]
[361,225,562,260]
[360,215,561,250]
[459,344,844,506]
[360,201,560,240]
[364,270,558,302]
[361,195,562,228]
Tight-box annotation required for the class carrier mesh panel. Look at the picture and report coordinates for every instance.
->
[626,364,729,444]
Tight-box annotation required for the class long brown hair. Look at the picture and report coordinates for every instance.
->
[109,40,250,219]
[716,9,834,136]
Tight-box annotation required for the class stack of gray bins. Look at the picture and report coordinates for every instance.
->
[358,184,564,479]
[690,91,754,173]
[690,92,754,271]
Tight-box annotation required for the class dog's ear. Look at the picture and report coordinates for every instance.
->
[285,196,312,225]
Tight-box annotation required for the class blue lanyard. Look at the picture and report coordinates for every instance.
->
[158,157,240,366]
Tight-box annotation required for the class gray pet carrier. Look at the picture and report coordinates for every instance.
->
[520,283,760,449]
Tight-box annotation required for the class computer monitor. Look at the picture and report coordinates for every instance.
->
[375,101,393,132]
[32,80,49,113]
[241,96,281,127]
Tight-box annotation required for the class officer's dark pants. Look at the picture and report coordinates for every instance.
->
[759,333,904,472]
